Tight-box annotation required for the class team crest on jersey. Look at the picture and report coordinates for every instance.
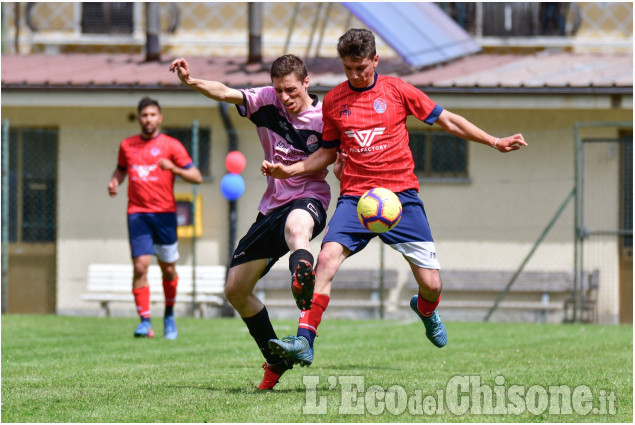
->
[150,147,160,156]
[307,134,319,151]
[374,98,387,114]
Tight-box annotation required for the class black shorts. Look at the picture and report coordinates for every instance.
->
[230,198,327,278]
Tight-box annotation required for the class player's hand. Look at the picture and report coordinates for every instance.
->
[169,57,191,85]
[108,178,119,197]
[158,158,176,172]
[261,160,291,179]
[495,134,527,152]
[333,151,348,180]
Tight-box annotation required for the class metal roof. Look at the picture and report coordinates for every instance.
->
[343,2,481,68]
[1,52,632,95]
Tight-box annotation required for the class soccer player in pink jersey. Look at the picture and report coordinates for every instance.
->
[170,55,333,390]
[263,29,527,366]
[108,97,203,340]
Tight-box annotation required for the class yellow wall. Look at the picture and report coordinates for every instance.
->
[2,96,631,321]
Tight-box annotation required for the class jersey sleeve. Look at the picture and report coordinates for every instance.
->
[168,137,194,169]
[320,94,341,149]
[235,86,275,118]
[117,140,128,170]
[400,80,444,125]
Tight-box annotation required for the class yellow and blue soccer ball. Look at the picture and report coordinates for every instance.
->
[356,188,402,233]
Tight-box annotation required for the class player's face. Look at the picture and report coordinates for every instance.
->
[342,55,379,89]
[138,105,163,138]
[272,74,311,115]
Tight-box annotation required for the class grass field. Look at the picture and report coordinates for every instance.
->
[1,315,632,423]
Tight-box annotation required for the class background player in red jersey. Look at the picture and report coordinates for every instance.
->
[263,28,527,366]
[108,97,202,340]
[170,55,331,390]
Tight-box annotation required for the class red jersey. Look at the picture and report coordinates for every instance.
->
[322,73,443,196]
[117,133,194,214]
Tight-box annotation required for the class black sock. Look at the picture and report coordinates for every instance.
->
[289,249,314,274]
[164,305,174,317]
[242,307,282,365]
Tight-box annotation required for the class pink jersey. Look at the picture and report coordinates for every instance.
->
[322,73,443,196]
[237,86,331,214]
[117,133,194,214]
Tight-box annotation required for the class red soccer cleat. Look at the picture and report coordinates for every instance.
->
[257,360,293,390]
[291,260,315,310]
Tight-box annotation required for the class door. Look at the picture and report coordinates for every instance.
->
[7,127,58,314]
[619,135,633,324]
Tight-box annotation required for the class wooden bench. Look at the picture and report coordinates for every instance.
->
[256,268,399,318]
[400,270,575,323]
[82,264,227,317]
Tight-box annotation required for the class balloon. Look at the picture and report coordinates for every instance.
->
[225,151,246,174]
[220,173,245,201]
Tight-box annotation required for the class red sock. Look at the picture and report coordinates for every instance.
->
[163,277,178,306]
[417,292,441,317]
[133,286,151,318]
[298,293,330,336]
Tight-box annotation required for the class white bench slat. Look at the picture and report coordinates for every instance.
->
[83,264,227,317]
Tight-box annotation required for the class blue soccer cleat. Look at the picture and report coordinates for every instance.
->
[268,336,314,367]
[410,295,447,348]
[163,315,178,340]
[134,320,155,338]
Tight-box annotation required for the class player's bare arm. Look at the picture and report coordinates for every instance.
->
[158,158,202,184]
[108,169,126,197]
[435,110,527,152]
[169,57,245,105]
[261,147,337,179]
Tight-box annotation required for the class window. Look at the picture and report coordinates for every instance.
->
[409,131,468,179]
[163,127,211,177]
[441,2,569,37]
[81,3,134,35]
[8,128,58,243]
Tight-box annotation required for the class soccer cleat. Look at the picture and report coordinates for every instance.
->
[163,315,178,340]
[410,295,447,348]
[257,359,293,390]
[292,260,315,310]
[268,336,314,367]
[134,320,155,338]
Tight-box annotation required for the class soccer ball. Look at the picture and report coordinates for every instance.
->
[356,188,402,233]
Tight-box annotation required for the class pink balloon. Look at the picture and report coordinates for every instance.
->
[225,151,246,174]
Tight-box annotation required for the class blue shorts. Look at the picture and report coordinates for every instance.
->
[128,212,179,262]
[322,189,441,269]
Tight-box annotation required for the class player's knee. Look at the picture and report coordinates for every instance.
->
[285,222,311,243]
[133,263,148,279]
[224,283,247,307]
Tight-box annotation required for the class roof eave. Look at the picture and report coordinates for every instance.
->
[2,83,632,96]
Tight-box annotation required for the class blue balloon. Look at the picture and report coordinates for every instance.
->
[220,173,245,201]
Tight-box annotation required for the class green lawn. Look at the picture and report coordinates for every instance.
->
[1,315,632,422]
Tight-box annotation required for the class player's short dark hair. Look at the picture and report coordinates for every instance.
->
[337,28,376,60]
[270,54,308,82]
[138,97,161,113]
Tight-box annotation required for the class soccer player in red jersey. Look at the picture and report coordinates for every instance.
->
[263,29,527,365]
[108,97,202,340]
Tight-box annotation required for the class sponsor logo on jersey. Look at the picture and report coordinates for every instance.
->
[132,164,157,180]
[345,128,385,147]
[374,98,387,113]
